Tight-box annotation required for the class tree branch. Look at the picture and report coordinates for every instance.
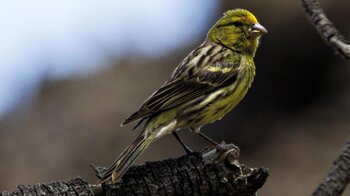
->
[1,178,93,195]
[301,0,350,195]
[301,0,350,60]
[1,144,268,195]
[312,138,350,196]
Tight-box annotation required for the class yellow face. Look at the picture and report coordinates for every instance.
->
[207,9,267,56]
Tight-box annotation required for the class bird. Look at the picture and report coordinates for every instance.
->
[99,9,267,183]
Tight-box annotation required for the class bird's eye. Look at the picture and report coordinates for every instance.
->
[232,22,243,27]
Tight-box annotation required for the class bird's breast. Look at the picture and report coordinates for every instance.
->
[207,67,254,119]
[179,63,255,128]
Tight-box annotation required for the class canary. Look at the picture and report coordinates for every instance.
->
[99,9,267,183]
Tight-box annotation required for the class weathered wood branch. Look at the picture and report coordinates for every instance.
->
[301,0,350,60]
[301,0,350,195]
[312,138,350,196]
[1,144,268,195]
[1,178,93,196]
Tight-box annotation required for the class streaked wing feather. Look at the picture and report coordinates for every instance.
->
[122,46,241,126]
[121,80,204,125]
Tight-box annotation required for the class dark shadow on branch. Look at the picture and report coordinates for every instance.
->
[1,144,268,196]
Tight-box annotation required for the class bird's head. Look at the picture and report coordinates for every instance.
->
[207,9,267,56]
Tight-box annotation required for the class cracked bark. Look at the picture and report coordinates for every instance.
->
[1,178,92,196]
[1,144,268,196]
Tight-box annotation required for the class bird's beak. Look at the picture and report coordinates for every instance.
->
[250,23,268,37]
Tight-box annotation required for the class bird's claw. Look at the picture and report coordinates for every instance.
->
[201,142,240,165]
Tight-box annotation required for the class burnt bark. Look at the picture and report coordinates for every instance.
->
[1,144,268,196]
[1,178,92,196]
[100,152,268,196]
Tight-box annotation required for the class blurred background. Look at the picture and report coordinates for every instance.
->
[0,0,349,195]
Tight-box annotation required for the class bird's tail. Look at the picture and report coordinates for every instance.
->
[98,133,155,183]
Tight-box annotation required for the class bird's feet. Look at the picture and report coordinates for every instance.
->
[198,132,239,155]
[201,142,240,164]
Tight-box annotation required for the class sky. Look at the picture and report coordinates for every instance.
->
[0,0,218,117]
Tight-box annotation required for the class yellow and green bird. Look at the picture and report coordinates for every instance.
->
[99,9,267,183]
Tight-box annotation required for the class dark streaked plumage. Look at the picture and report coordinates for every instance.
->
[99,9,267,183]
[122,42,238,128]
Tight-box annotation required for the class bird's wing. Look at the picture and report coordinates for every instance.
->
[122,48,241,126]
